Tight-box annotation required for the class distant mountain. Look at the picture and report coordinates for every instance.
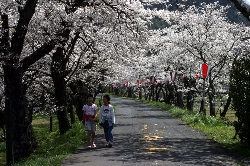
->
[144,0,249,29]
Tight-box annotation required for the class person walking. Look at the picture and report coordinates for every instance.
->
[99,94,115,148]
[82,93,98,148]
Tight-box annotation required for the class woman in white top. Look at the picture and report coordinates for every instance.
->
[99,94,115,148]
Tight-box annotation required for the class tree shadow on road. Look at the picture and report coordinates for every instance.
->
[102,134,243,166]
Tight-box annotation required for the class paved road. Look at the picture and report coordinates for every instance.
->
[61,97,240,166]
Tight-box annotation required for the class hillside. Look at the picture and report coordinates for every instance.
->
[144,0,249,29]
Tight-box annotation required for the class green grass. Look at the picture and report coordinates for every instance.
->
[139,99,250,161]
[0,139,5,166]
[0,115,87,166]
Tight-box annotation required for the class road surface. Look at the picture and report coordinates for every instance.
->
[61,97,242,166]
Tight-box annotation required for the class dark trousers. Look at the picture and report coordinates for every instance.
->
[104,126,113,142]
[102,121,113,142]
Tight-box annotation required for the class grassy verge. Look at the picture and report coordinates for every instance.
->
[139,99,250,162]
[0,138,5,165]
[0,115,87,166]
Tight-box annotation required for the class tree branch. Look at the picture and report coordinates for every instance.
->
[20,40,56,73]
[10,0,38,56]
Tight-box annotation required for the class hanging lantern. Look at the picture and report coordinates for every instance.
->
[136,79,140,84]
[170,71,177,81]
[150,76,155,83]
[125,82,129,87]
[200,63,210,79]
[195,73,199,79]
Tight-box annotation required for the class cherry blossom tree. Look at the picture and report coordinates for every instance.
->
[129,2,250,115]
[0,0,147,164]
[169,3,250,116]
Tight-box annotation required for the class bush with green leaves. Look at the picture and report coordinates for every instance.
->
[230,56,250,144]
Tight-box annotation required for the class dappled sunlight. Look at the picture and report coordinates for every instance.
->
[139,124,168,155]
[32,118,50,125]
[146,147,168,151]
[142,124,148,131]
[139,133,164,142]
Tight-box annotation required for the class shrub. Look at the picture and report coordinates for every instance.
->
[230,56,250,144]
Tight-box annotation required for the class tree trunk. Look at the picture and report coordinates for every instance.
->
[0,13,8,142]
[166,84,174,105]
[177,91,184,108]
[57,107,72,133]
[163,84,169,104]
[2,11,38,164]
[114,87,119,95]
[173,84,178,107]
[208,74,216,116]
[209,92,216,116]
[139,86,142,100]
[161,85,166,102]
[199,99,205,115]
[186,90,194,112]
[68,80,86,121]
[156,84,162,102]
[144,86,148,100]
[68,104,75,125]
[155,84,159,101]
[220,95,232,117]
[127,87,132,98]
[50,115,53,132]
[199,79,206,115]
[151,84,155,101]
[4,64,37,164]
[51,47,71,135]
